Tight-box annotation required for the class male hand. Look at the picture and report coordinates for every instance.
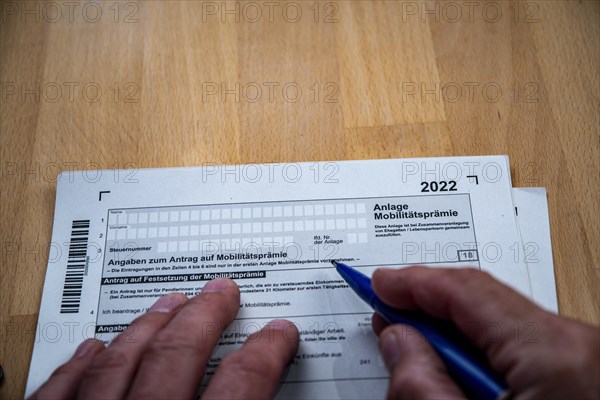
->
[31,278,299,399]
[372,267,600,400]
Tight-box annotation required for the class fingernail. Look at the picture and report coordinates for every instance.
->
[266,319,290,330]
[202,278,234,293]
[380,331,401,370]
[266,319,299,343]
[74,339,100,359]
[149,293,185,313]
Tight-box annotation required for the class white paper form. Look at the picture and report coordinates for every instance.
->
[512,188,558,313]
[26,157,532,398]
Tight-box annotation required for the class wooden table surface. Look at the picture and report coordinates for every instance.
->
[1,0,598,397]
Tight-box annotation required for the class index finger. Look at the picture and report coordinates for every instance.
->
[371,267,548,369]
[126,278,240,399]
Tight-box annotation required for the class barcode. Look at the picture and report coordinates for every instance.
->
[60,220,90,314]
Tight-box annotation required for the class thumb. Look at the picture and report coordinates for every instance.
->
[380,324,465,400]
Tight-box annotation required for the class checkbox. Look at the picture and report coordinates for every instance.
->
[190,210,200,221]
[348,233,357,244]
[263,222,273,233]
[221,224,231,235]
[294,220,304,231]
[179,226,189,236]
[242,223,251,234]
[109,213,118,225]
[180,210,190,221]
[160,212,169,222]
[335,204,345,215]
[159,227,169,238]
[149,212,159,223]
[169,226,178,237]
[128,213,138,224]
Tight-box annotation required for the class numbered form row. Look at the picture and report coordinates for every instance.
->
[108,203,368,225]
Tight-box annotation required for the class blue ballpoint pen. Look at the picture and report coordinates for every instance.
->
[333,261,509,400]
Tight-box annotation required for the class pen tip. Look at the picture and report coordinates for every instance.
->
[331,260,338,266]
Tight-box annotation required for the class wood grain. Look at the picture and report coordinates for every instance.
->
[1,1,598,397]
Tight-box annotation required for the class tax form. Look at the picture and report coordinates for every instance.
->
[26,156,537,398]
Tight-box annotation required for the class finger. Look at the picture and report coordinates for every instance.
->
[372,312,389,336]
[203,319,300,399]
[380,324,466,400]
[29,339,105,400]
[127,278,240,399]
[371,267,547,367]
[77,293,188,399]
